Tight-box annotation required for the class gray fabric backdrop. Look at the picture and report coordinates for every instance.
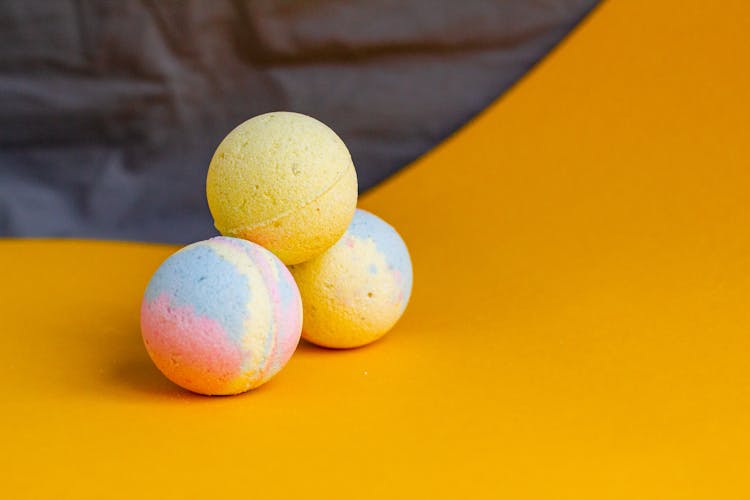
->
[0,0,598,243]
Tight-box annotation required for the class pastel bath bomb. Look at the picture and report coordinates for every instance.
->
[206,111,358,265]
[289,209,413,348]
[140,237,302,395]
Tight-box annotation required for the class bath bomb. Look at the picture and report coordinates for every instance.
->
[206,111,358,265]
[289,209,413,348]
[140,236,302,395]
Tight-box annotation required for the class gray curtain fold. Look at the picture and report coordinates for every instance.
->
[0,0,598,243]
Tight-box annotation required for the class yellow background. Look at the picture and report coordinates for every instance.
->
[2,0,750,497]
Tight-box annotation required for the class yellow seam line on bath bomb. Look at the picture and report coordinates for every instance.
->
[216,164,355,236]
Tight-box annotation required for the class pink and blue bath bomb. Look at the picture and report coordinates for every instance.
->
[140,236,302,395]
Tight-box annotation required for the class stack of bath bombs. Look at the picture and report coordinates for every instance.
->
[141,112,412,395]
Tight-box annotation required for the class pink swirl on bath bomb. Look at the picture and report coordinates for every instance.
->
[226,238,303,381]
[141,293,243,395]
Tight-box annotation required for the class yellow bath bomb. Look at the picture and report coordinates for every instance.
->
[289,209,413,349]
[206,112,358,265]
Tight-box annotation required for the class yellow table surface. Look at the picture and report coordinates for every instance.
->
[3,0,750,497]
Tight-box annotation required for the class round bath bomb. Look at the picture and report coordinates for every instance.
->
[140,236,302,395]
[289,209,413,348]
[206,111,358,265]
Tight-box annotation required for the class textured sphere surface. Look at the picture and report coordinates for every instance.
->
[206,111,358,265]
[289,209,413,348]
[140,237,303,395]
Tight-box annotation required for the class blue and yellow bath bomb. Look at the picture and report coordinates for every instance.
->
[206,112,358,265]
[289,209,413,348]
